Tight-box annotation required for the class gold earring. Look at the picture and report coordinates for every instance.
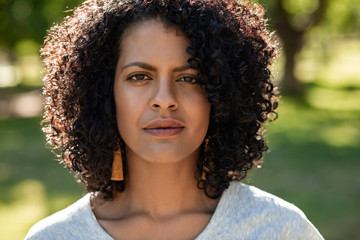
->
[111,148,124,181]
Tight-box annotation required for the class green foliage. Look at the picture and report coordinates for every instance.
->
[1,0,359,55]
[282,0,320,14]
[322,0,360,35]
[0,0,83,54]
[257,0,360,36]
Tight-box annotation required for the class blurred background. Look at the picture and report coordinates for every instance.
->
[0,0,359,239]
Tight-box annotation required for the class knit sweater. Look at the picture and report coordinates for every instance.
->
[25,182,324,240]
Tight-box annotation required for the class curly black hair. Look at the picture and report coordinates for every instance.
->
[41,0,278,199]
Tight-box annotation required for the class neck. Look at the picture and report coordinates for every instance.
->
[119,149,209,218]
[92,149,220,222]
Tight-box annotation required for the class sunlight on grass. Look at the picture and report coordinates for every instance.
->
[320,124,360,147]
[0,180,47,240]
[270,98,360,149]
[318,41,360,87]
[297,39,360,88]
[307,88,360,111]
[0,179,80,240]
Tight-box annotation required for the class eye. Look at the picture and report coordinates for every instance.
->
[178,76,198,84]
[126,74,151,81]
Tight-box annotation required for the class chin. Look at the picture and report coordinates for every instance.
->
[143,146,200,164]
[144,151,189,163]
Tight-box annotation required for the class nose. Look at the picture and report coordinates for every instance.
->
[149,77,178,111]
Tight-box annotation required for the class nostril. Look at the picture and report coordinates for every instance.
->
[150,101,178,110]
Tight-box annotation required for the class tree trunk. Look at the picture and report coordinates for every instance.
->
[272,0,329,96]
[281,31,305,95]
[274,0,305,95]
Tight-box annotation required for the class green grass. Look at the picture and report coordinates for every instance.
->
[0,117,84,240]
[0,94,359,240]
[250,97,360,240]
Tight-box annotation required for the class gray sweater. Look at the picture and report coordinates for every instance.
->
[25,182,324,240]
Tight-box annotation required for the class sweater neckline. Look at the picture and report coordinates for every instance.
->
[82,182,238,239]
[194,182,236,239]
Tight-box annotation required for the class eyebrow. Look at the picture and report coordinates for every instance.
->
[121,62,191,72]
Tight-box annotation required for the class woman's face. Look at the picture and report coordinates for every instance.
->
[114,20,211,163]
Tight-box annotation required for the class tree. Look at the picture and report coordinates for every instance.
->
[257,0,329,95]
[257,0,360,95]
[0,0,82,60]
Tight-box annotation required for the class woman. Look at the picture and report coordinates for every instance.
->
[26,0,324,239]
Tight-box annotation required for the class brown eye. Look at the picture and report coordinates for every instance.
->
[178,76,198,84]
[127,74,151,81]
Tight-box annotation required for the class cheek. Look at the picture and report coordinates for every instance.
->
[185,92,211,134]
[114,88,141,136]
[198,101,211,135]
[115,100,129,138]
[192,90,210,121]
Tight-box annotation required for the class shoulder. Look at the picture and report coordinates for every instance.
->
[25,194,105,240]
[210,182,324,240]
[226,182,307,218]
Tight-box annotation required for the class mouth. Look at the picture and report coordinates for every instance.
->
[143,119,185,137]
[144,127,184,137]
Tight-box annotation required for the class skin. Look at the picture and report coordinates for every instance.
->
[92,20,220,240]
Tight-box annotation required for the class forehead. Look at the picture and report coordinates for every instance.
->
[117,20,190,65]
[120,19,188,47]
[122,18,184,38]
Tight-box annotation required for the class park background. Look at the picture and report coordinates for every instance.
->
[0,0,359,239]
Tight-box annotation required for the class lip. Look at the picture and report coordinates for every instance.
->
[143,119,185,137]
